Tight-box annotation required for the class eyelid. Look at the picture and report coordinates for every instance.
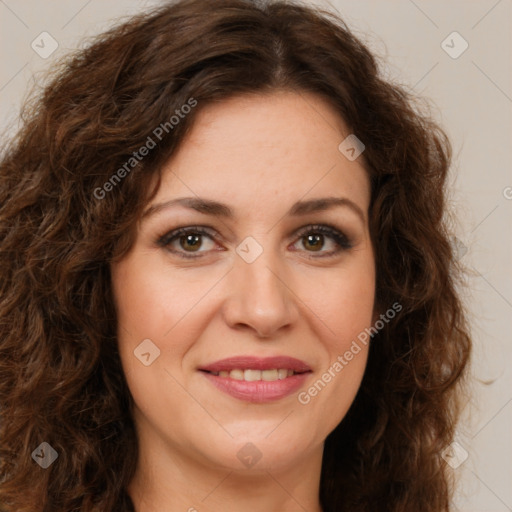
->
[157,223,353,259]
[293,223,352,250]
[157,225,217,246]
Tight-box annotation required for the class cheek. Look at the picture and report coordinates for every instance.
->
[111,256,191,424]
[110,255,177,393]
[111,252,222,389]
[112,252,205,340]
[308,256,376,349]
[328,278,375,347]
[321,279,373,379]
[112,256,168,335]
[297,273,374,435]
[300,257,374,417]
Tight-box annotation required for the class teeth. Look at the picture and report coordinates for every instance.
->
[230,369,244,380]
[262,369,278,381]
[244,369,261,381]
[278,369,288,380]
[209,368,300,381]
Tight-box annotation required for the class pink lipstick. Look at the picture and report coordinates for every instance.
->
[198,356,312,403]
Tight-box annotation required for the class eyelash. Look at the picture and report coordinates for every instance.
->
[157,224,353,260]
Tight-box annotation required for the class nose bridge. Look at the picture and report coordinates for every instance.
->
[223,238,298,336]
[242,250,285,303]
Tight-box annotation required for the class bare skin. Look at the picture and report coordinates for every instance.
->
[111,91,376,512]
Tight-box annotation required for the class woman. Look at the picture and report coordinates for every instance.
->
[0,0,471,510]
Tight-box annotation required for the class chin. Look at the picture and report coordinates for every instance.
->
[194,430,318,474]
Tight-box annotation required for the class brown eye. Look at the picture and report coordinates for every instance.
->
[302,233,325,252]
[158,224,353,260]
[158,227,218,259]
[292,224,353,257]
[179,233,203,252]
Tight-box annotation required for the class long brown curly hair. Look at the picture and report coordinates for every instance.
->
[0,0,471,510]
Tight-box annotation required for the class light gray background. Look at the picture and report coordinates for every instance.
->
[1,1,511,510]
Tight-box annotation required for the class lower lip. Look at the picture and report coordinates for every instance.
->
[200,371,310,403]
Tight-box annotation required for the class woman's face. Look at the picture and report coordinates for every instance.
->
[111,91,376,475]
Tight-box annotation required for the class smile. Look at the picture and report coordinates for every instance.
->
[205,368,300,381]
[198,355,312,403]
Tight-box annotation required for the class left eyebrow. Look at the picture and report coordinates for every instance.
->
[142,196,366,225]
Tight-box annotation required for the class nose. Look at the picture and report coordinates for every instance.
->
[222,248,300,339]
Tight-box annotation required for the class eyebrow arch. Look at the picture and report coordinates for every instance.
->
[142,196,366,224]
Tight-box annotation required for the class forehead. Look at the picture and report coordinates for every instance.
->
[151,91,370,216]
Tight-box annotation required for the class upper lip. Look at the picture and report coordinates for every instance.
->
[199,356,312,373]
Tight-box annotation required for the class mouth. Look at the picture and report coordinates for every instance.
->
[200,368,307,381]
[198,356,312,402]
